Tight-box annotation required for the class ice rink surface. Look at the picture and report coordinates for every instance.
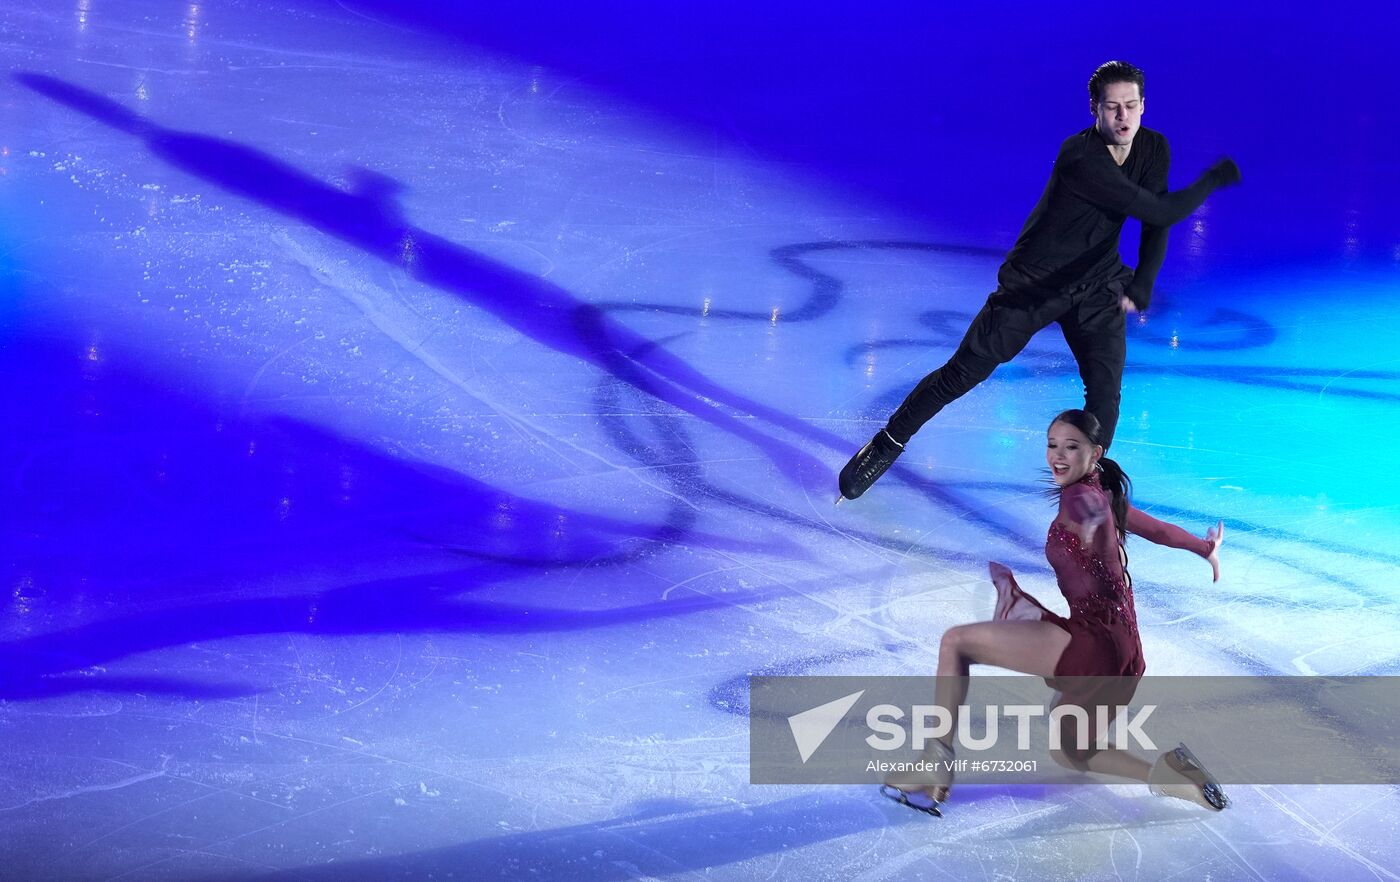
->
[2,1,1398,879]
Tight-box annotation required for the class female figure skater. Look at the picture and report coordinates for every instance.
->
[882,409,1228,815]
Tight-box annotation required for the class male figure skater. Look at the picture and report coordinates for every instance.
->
[838,60,1240,501]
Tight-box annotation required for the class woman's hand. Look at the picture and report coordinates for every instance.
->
[1062,484,1108,545]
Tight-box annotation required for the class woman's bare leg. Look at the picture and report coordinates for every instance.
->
[886,619,1072,801]
[941,622,1160,781]
[1074,748,1152,781]
[936,619,1071,703]
[889,620,1175,798]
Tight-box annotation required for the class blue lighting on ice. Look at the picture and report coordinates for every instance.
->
[1,1,1396,879]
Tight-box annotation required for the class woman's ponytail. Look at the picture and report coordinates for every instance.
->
[1097,456,1132,542]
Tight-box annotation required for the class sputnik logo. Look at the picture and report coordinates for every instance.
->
[787,690,865,763]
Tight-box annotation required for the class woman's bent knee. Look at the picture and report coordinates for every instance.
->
[939,625,970,657]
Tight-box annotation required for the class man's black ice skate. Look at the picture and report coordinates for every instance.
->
[837,429,904,502]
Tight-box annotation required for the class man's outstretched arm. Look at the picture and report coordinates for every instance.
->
[1065,154,1240,231]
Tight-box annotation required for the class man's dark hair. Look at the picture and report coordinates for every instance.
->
[1088,60,1145,104]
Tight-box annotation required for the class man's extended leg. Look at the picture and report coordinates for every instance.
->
[839,289,1050,500]
[1059,281,1128,449]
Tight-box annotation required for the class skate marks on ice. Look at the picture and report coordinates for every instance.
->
[14,71,845,493]
[16,75,1097,563]
[0,338,805,701]
[15,76,1394,691]
[594,239,1004,323]
[203,793,914,882]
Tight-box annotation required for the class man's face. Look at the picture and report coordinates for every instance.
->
[1092,81,1144,146]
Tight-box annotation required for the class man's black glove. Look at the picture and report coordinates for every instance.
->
[1206,157,1241,189]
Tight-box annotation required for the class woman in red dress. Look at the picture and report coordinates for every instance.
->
[882,409,1228,814]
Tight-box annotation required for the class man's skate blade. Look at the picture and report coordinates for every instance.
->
[879,785,942,817]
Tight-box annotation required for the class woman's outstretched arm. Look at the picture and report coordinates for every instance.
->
[1126,506,1224,581]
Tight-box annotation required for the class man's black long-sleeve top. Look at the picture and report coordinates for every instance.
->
[1001,125,1230,310]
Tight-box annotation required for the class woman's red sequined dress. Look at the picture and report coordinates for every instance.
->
[992,471,1210,757]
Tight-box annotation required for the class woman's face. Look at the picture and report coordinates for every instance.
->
[1046,420,1102,486]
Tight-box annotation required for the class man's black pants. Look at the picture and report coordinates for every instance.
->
[885,273,1131,449]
